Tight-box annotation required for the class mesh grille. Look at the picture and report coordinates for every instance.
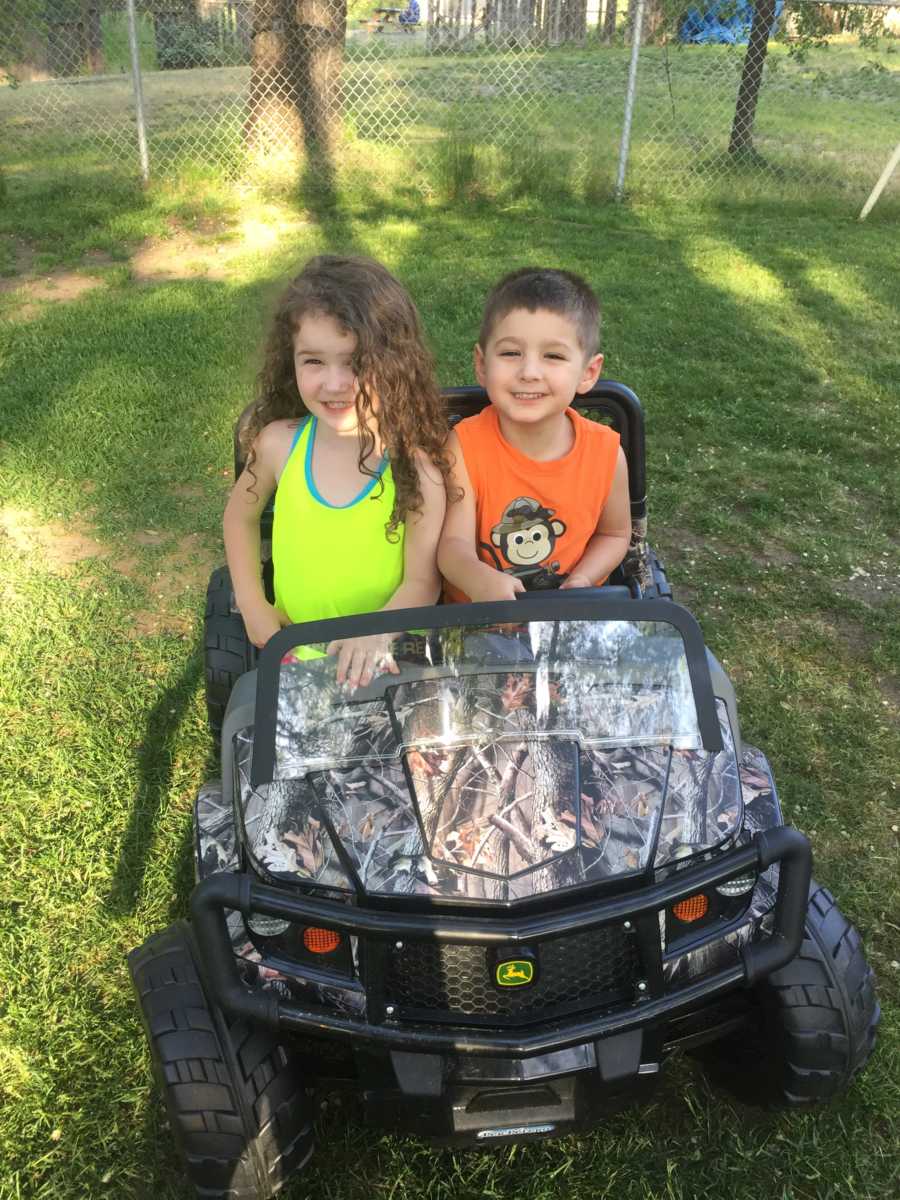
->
[384,926,639,1026]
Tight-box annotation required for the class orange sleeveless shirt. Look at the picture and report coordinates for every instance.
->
[443,406,621,603]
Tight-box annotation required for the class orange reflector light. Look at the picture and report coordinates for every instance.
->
[672,894,710,923]
[303,927,341,954]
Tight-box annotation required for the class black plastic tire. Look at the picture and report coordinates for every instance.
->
[693,882,879,1106]
[205,566,256,738]
[129,922,313,1199]
[758,882,879,1105]
[650,551,673,601]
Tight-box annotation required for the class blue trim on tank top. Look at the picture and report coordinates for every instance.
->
[288,416,310,453]
[304,416,389,510]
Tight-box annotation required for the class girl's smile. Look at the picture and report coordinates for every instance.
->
[293,313,365,435]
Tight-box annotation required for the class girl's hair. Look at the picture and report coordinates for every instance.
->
[242,254,451,539]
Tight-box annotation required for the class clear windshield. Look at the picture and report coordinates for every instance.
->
[240,611,738,901]
[272,619,701,778]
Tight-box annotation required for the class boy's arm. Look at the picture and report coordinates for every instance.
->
[560,447,631,589]
[223,423,290,648]
[437,430,524,603]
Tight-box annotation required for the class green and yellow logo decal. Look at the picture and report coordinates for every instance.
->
[495,959,534,987]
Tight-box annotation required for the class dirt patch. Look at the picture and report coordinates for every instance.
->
[0,506,106,569]
[131,609,195,637]
[831,560,897,608]
[159,534,218,595]
[1,268,107,322]
[112,554,140,577]
[1,237,113,315]
[133,530,168,546]
[130,230,245,284]
[172,483,205,500]
[1,505,217,637]
[125,532,218,638]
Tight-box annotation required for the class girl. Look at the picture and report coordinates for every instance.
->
[224,254,450,688]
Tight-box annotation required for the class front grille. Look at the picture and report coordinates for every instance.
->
[384,926,640,1026]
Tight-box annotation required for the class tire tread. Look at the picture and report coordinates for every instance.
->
[129,924,312,1198]
[764,884,879,1105]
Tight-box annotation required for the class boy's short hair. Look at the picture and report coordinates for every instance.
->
[479,267,601,357]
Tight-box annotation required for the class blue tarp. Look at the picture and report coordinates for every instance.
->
[679,0,784,45]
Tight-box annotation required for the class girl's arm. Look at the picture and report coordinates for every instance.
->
[223,422,291,648]
[330,453,446,688]
[560,447,631,589]
[382,451,446,611]
[437,431,524,602]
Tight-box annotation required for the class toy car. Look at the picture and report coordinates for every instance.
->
[128,384,878,1200]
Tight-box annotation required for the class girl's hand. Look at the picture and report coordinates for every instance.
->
[242,600,290,649]
[468,572,525,604]
[326,634,400,690]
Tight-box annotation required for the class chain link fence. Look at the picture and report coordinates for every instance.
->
[1,1,898,208]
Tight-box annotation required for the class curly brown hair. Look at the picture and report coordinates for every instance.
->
[242,254,452,540]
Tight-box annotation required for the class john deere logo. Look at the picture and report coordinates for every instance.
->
[495,960,534,987]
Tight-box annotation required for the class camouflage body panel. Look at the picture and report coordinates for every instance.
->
[620,515,654,592]
[663,743,782,985]
[199,730,780,1010]
[195,778,239,880]
[237,673,742,902]
[194,769,367,1017]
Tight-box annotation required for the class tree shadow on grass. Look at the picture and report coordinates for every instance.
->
[297,141,361,253]
[105,642,214,917]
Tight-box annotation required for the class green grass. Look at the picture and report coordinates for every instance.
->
[0,172,898,1199]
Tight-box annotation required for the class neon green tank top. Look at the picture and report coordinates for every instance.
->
[273,417,405,626]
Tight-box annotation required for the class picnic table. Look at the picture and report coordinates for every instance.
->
[364,3,420,32]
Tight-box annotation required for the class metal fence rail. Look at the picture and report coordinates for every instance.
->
[1,1,898,209]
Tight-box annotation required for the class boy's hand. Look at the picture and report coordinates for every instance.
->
[468,571,526,603]
[560,572,594,590]
[326,633,400,690]
[241,600,290,649]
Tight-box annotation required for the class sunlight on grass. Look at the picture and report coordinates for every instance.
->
[802,263,877,317]
[685,237,788,305]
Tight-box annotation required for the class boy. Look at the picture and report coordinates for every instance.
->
[439,267,631,603]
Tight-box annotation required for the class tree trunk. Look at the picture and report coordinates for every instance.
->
[602,0,617,44]
[46,5,104,77]
[641,0,666,44]
[246,0,347,164]
[728,0,776,157]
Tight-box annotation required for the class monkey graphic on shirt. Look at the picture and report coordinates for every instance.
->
[482,496,568,590]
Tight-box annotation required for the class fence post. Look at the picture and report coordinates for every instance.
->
[859,140,900,221]
[126,0,150,184]
[615,0,646,203]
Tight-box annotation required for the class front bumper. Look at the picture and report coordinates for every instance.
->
[191,826,810,1057]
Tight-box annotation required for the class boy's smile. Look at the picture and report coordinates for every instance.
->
[475,308,602,441]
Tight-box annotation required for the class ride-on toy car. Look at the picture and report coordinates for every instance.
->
[128,384,878,1199]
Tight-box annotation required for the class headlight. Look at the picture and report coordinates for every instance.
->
[246,911,291,937]
[715,872,757,898]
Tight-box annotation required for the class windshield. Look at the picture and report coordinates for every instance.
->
[243,600,733,901]
[269,618,703,778]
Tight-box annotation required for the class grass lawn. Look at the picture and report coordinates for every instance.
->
[0,170,898,1199]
